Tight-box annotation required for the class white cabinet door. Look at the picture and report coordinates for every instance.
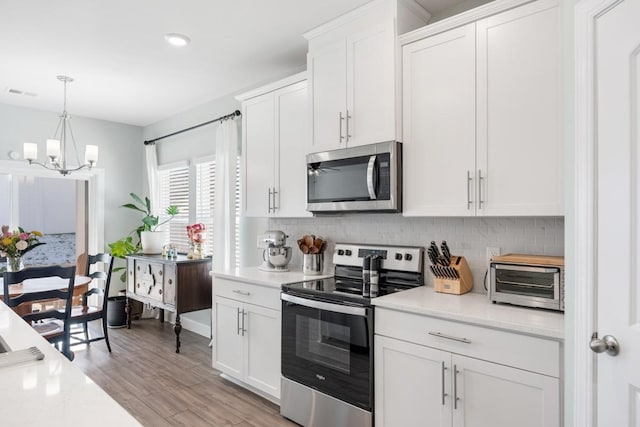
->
[243,92,275,217]
[375,335,452,427]
[275,80,311,217]
[213,296,243,379]
[476,0,563,216]
[452,354,560,427]
[346,22,396,147]
[308,40,347,153]
[243,303,281,398]
[402,23,477,216]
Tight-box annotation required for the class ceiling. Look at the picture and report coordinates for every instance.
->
[0,0,456,127]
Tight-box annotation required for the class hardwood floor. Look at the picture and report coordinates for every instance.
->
[73,320,297,427]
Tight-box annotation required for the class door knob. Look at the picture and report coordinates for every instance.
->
[590,332,620,356]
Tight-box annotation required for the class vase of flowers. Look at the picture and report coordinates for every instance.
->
[1,225,45,272]
[187,223,206,259]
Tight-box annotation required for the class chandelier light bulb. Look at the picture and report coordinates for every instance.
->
[164,33,191,47]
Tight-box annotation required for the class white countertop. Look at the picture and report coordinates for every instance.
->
[0,300,140,426]
[372,286,564,340]
[212,266,333,288]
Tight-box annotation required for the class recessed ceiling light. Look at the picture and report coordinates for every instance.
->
[164,33,191,47]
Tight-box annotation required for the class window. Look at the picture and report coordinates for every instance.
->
[195,160,215,256]
[158,157,240,266]
[158,163,190,252]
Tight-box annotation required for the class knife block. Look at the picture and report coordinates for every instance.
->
[433,256,473,295]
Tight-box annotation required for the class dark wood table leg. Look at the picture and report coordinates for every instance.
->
[174,313,182,353]
[125,297,131,329]
[159,308,165,323]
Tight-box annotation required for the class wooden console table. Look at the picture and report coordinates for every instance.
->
[125,254,212,353]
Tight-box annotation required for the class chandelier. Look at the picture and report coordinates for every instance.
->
[23,75,98,176]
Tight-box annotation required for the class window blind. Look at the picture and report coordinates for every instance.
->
[159,165,190,252]
[195,160,215,256]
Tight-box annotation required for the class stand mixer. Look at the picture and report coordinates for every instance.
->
[257,230,292,272]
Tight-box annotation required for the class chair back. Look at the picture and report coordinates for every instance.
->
[2,265,76,357]
[83,253,114,307]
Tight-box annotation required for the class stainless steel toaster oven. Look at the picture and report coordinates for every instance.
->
[489,254,564,312]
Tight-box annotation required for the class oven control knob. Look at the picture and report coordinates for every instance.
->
[337,249,345,256]
[404,253,413,261]
[345,250,352,256]
[395,253,403,261]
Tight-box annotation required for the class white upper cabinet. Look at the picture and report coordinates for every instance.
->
[238,73,311,218]
[475,0,563,216]
[403,23,477,216]
[305,0,431,153]
[402,0,563,217]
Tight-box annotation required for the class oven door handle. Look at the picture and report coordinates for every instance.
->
[281,293,369,317]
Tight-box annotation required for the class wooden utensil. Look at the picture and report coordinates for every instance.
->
[301,244,309,254]
[313,238,324,249]
[309,246,319,254]
[304,235,315,248]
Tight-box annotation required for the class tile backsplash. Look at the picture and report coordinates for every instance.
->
[269,215,564,294]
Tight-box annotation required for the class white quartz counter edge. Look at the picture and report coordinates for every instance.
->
[372,286,564,340]
[212,267,333,288]
[0,300,140,426]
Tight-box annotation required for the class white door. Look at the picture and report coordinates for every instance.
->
[308,40,347,153]
[402,22,476,217]
[243,304,281,398]
[275,80,312,218]
[476,0,563,216]
[592,0,640,424]
[242,92,275,217]
[346,22,396,147]
[374,335,451,427]
[213,296,243,378]
[452,354,559,427]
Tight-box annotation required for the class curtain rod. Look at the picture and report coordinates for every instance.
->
[143,109,241,145]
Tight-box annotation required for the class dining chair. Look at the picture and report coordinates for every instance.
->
[2,265,76,360]
[69,253,114,352]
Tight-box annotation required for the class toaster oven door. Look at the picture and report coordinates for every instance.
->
[490,264,562,311]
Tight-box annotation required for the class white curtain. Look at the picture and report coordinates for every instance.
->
[213,119,239,271]
[144,143,160,215]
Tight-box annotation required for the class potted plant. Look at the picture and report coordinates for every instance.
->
[121,193,179,254]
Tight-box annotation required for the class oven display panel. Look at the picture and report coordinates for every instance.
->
[357,249,387,259]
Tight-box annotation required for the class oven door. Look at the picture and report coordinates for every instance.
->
[281,292,373,410]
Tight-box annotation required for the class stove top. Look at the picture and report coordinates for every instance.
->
[282,243,425,306]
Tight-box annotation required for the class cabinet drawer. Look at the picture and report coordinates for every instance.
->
[375,308,560,377]
[214,278,281,311]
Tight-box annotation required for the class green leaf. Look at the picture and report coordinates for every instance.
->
[129,193,146,209]
[120,203,147,214]
[144,196,152,213]
[165,205,179,216]
[142,216,158,228]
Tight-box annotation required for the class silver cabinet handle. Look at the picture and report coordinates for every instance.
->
[428,331,472,344]
[466,171,472,210]
[346,110,352,142]
[441,361,448,406]
[272,188,278,212]
[236,308,242,335]
[242,309,247,336]
[478,170,484,209]
[590,332,620,356]
[453,364,460,410]
[232,289,251,296]
[267,188,272,213]
[366,155,377,200]
[339,112,345,143]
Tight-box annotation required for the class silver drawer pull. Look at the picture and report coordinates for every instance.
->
[428,331,471,344]
[232,290,251,296]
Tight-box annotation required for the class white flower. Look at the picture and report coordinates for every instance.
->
[15,240,28,251]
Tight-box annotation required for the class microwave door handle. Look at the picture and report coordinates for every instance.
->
[367,155,377,200]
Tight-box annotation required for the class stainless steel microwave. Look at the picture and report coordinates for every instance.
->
[306,141,402,213]
[489,254,565,312]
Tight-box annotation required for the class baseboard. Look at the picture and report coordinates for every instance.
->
[178,316,211,338]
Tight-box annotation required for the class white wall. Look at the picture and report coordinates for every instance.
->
[270,216,564,293]
[18,177,75,234]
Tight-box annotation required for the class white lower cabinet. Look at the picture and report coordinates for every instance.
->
[375,309,561,427]
[213,278,281,400]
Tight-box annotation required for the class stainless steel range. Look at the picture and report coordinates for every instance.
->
[280,243,424,427]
